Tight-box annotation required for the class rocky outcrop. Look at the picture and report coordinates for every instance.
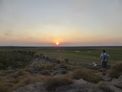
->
[13,57,122,92]
[111,75,122,89]
[55,79,97,92]
[27,57,68,76]
[13,79,96,92]
[13,77,122,92]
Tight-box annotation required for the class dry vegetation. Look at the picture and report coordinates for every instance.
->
[45,76,73,92]
[109,63,122,78]
[71,68,102,83]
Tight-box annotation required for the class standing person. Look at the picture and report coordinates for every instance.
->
[100,50,109,75]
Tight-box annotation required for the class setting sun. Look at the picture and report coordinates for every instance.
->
[56,42,59,46]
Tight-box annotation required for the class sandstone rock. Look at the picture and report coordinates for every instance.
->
[13,78,122,92]
[55,79,97,92]
[13,82,47,92]
[98,81,122,92]
[111,75,122,89]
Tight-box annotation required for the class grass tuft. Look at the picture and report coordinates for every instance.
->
[72,68,102,83]
[45,76,73,92]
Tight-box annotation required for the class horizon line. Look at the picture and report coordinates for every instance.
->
[0,45,122,48]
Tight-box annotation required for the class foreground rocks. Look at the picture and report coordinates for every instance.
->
[13,79,96,92]
[111,75,122,89]
[27,57,69,76]
[13,57,122,92]
[13,76,122,92]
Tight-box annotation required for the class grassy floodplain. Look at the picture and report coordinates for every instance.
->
[0,46,122,70]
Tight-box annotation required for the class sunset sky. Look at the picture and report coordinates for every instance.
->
[0,0,122,46]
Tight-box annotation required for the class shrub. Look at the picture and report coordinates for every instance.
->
[72,68,102,83]
[13,74,51,90]
[45,76,73,92]
[0,80,12,92]
[109,63,122,78]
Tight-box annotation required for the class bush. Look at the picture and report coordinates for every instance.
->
[0,80,13,92]
[109,63,122,78]
[72,68,102,83]
[45,76,73,92]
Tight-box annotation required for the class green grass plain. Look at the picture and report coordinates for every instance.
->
[35,46,122,64]
[0,46,122,70]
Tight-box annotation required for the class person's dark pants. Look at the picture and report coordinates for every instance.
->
[102,61,108,68]
[101,61,108,75]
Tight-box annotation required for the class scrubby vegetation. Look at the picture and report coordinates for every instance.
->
[0,49,35,70]
[45,76,73,92]
[72,68,102,83]
[109,63,122,78]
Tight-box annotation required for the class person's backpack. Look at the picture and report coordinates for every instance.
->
[103,53,108,62]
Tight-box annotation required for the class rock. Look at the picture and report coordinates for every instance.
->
[111,75,122,89]
[55,79,97,92]
[14,79,94,92]
[13,82,47,92]
[101,75,112,81]
[13,78,122,92]
[98,81,122,92]
[52,64,68,75]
